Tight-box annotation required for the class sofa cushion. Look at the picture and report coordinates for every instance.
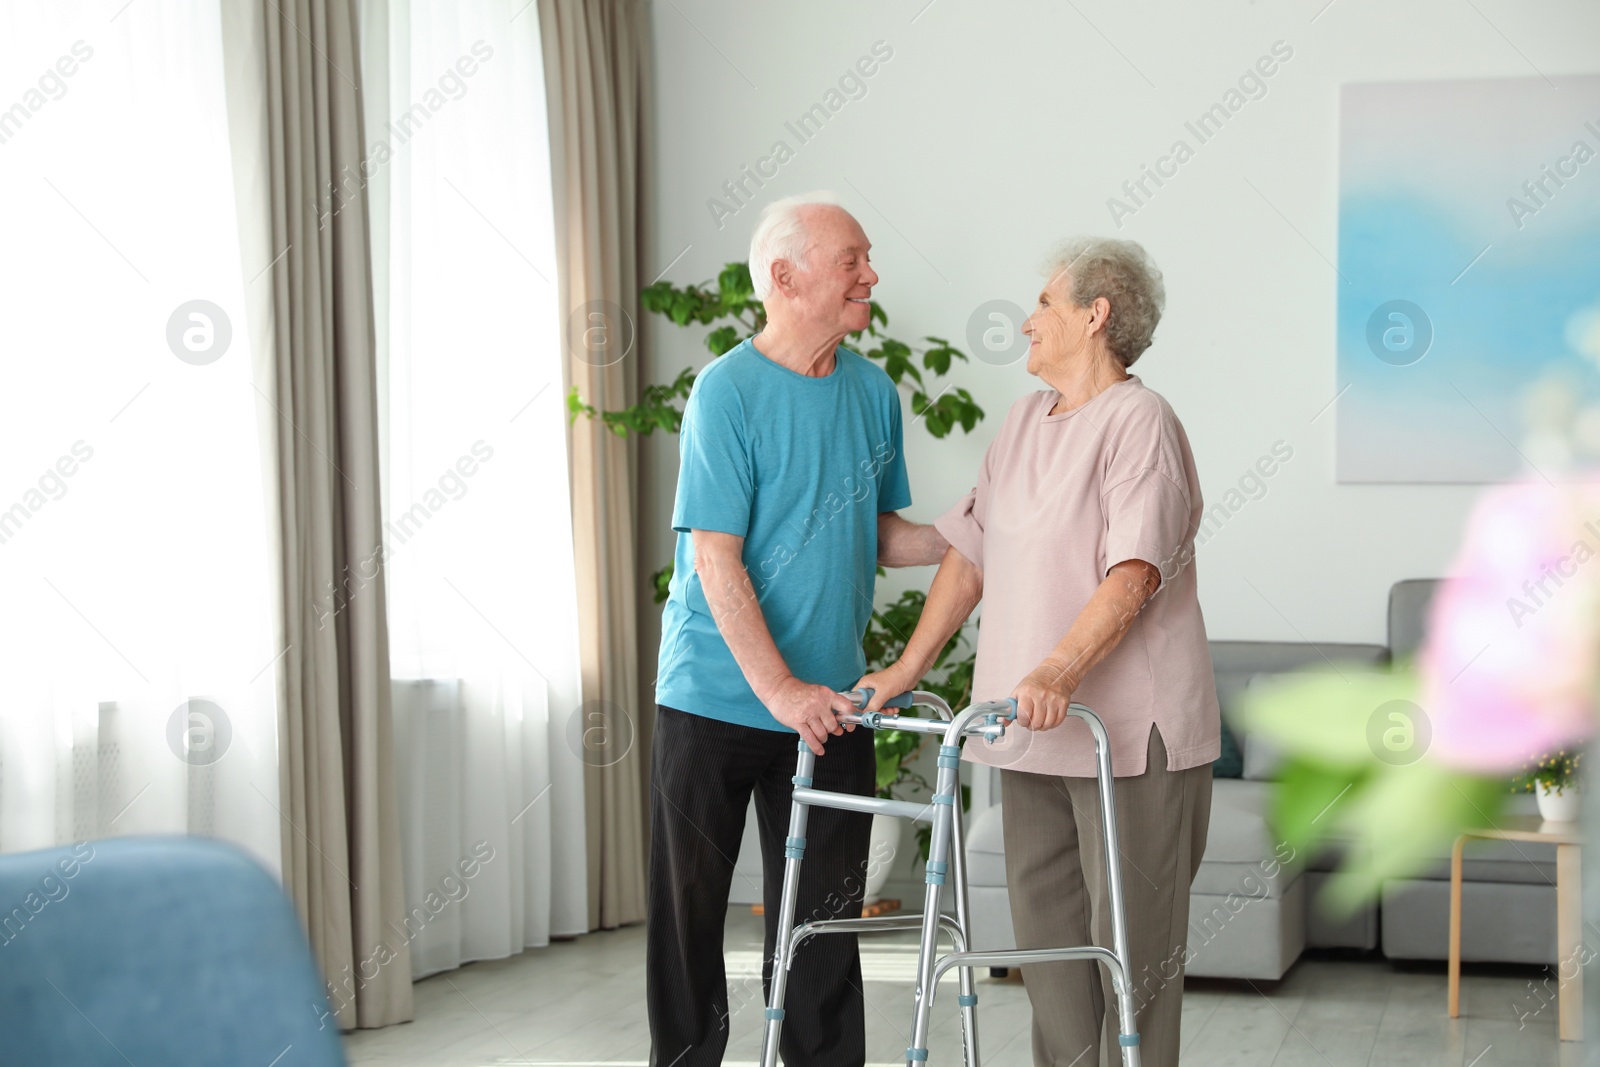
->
[963,769,1536,897]
[966,779,1305,895]
[1392,794,1555,883]
[1186,877,1306,979]
[1241,735,1282,781]
[1191,858,1298,899]
[1240,675,1284,780]
[1209,642,1389,782]
[966,884,1015,951]
[1382,877,1556,963]
[1388,579,1441,662]
[1203,779,1285,864]
[963,804,1007,887]
[1212,721,1245,778]
[1304,870,1378,950]
[1407,838,1558,885]
[1191,779,1300,898]
[1209,640,1390,730]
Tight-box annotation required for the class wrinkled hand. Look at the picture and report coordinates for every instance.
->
[852,659,920,714]
[1010,658,1077,732]
[765,676,858,755]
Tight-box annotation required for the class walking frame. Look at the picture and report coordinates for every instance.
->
[759,689,1142,1067]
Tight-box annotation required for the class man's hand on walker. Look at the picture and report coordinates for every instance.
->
[852,660,918,714]
[764,675,859,755]
[1011,658,1077,732]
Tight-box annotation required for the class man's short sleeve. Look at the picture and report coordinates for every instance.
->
[877,388,912,513]
[1102,468,1191,584]
[671,376,754,536]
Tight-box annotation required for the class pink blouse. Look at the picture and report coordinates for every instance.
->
[934,377,1221,778]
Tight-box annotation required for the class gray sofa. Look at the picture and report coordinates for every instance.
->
[1367,584,1557,965]
[963,579,1560,980]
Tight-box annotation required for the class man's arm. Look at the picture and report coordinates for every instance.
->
[690,529,858,754]
[877,512,949,567]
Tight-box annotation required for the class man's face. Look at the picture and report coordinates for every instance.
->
[784,207,878,337]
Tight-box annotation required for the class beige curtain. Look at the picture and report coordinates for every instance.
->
[249,0,413,1029]
[539,0,650,931]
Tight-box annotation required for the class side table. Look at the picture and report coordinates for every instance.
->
[1447,815,1583,1041]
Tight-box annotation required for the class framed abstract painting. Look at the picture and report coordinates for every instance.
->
[1337,75,1600,483]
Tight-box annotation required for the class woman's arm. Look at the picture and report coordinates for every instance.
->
[1012,558,1161,731]
[877,511,949,567]
[854,545,983,711]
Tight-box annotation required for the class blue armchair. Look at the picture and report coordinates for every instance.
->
[0,835,345,1066]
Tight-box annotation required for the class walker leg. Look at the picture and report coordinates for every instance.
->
[760,742,816,1067]
[949,800,980,1067]
[905,741,962,1066]
[906,873,944,1066]
[1081,712,1140,1067]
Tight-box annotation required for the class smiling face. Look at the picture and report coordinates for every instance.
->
[778,205,878,338]
[1022,269,1103,378]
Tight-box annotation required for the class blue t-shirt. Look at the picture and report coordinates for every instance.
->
[656,339,912,731]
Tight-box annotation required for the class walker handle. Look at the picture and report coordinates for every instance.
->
[976,698,1020,723]
[972,698,1020,744]
[845,688,914,710]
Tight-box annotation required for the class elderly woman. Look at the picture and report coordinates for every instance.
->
[856,238,1219,1067]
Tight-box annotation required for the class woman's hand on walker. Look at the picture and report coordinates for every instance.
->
[1011,658,1077,731]
[852,660,918,714]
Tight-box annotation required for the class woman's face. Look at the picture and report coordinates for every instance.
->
[1022,271,1092,378]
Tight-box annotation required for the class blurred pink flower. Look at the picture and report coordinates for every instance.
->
[1419,480,1600,773]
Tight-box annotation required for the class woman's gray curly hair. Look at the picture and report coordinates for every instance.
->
[1045,238,1166,367]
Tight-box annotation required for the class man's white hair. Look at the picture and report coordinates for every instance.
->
[749,191,841,301]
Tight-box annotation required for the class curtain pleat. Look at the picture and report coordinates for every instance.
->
[539,0,650,931]
[363,0,591,972]
[253,0,413,1029]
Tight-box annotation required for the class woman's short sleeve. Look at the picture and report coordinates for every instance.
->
[1102,468,1192,584]
[935,435,999,567]
[935,487,982,566]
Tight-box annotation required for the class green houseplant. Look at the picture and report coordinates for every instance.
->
[569,262,984,844]
[1516,749,1583,796]
[1516,749,1583,822]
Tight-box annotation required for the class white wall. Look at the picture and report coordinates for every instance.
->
[635,0,1600,687]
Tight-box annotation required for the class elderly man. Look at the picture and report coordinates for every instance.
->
[648,192,946,1067]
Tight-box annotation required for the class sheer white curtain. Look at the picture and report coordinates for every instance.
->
[360,0,589,976]
[0,1,280,871]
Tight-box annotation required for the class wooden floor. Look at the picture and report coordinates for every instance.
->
[343,907,1579,1066]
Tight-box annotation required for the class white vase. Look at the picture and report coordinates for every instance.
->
[863,813,904,905]
[1537,782,1581,822]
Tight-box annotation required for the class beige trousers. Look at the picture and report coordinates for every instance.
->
[1000,727,1213,1067]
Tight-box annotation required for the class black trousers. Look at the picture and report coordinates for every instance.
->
[647,704,876,1067]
